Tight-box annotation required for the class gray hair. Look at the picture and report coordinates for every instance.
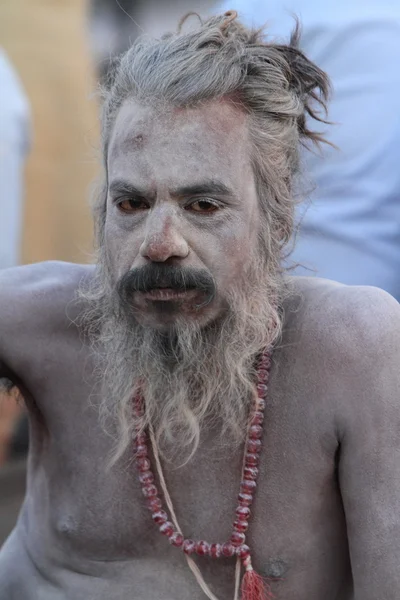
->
[94,11,330,255]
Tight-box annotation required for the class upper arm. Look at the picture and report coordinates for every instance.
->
[336,288,400,598]
[0,261,83,387]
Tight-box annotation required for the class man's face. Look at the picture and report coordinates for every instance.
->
[105,99,260,329]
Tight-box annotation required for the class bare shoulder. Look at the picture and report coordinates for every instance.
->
[285,276,400,350]
[0,260,93,321]
[283,276,400,429]
[0,261,94,378]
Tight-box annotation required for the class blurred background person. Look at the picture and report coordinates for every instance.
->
[215,0,400,300]
[0,50,30,270]
[0,0,99,268]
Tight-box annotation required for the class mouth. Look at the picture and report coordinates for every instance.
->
[138,287,198,301]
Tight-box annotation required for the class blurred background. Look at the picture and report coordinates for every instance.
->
[1,0,400,544]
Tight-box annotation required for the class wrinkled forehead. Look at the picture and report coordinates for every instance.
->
[107,99,252,188]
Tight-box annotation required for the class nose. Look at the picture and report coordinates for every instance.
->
[139,206,189,263]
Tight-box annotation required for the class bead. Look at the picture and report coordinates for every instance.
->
[231,531,246,547]
[221,543,235,557]
[159,521,175,537]
[247,439,261,454]
[234,519,248,533]
[136,433,147,445]
[210,543,222,558]
[196,541,210,556]
[136,444,148,457]
[237,544,251,559]
[183,539,196,555]
[152,510,168,525]
[256,383,268,398]
[252,411,264,426]
[170,532,184,547]
[134,406,144,419]
[135,357,274,556]
[142,484,158,498]
[241,479,257,494]
[236,506,251,520]
[257,368,269,381]
[238,492,253,506]
[137,457,151,472]
[259,354,271,369]
[147,496,162,512]
[244,466,259,480]
[245,453,259,467]
[249,425,263,440]
[259,364,270,377]
[257,398,266,411]
[139,471,154,485]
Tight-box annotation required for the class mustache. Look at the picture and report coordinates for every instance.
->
[117,264,216,305]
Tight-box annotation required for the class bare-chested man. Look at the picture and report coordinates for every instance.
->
[1,11,400,600]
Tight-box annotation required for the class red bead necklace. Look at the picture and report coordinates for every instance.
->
[133,349,273,600]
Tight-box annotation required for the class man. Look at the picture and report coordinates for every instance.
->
[216,0,400,299]
[0,11,399,600]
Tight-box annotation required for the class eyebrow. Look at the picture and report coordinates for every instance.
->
[171,181,233,197]
[108,179,233,199]
[108,180,148,198]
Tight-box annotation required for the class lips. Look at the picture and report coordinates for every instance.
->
[139,287,197,301]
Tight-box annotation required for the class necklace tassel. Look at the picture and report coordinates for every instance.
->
[241,557,273,600]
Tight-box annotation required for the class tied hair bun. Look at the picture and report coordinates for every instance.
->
[220,10,238,32]
[177,10,238,36]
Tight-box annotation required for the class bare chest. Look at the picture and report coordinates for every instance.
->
[21,342,352,599]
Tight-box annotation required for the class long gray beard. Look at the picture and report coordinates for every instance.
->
[80,252,284,466]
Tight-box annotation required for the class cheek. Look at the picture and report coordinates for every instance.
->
[208,219,258,288]
[104,218,138,279]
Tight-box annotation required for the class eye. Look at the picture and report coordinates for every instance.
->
[117,197,149,213]
[187,199,220,214]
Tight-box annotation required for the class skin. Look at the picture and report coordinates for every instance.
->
[105,99,259,328]
[0,100,400,600]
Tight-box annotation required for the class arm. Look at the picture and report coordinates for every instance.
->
[0,260,91,390]
[338,289,400,598]
[0,261,71,387]
[0,261,88,462]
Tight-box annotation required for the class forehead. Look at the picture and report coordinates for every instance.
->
[107,99,252,188]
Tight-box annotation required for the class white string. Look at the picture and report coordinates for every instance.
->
[148,378,264,600]
[149,424,180,528]
[185,556,222,600]
[149,424,221,600]
[234,556,242,600]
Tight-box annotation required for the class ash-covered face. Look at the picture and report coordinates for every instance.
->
[105,99,260,329]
